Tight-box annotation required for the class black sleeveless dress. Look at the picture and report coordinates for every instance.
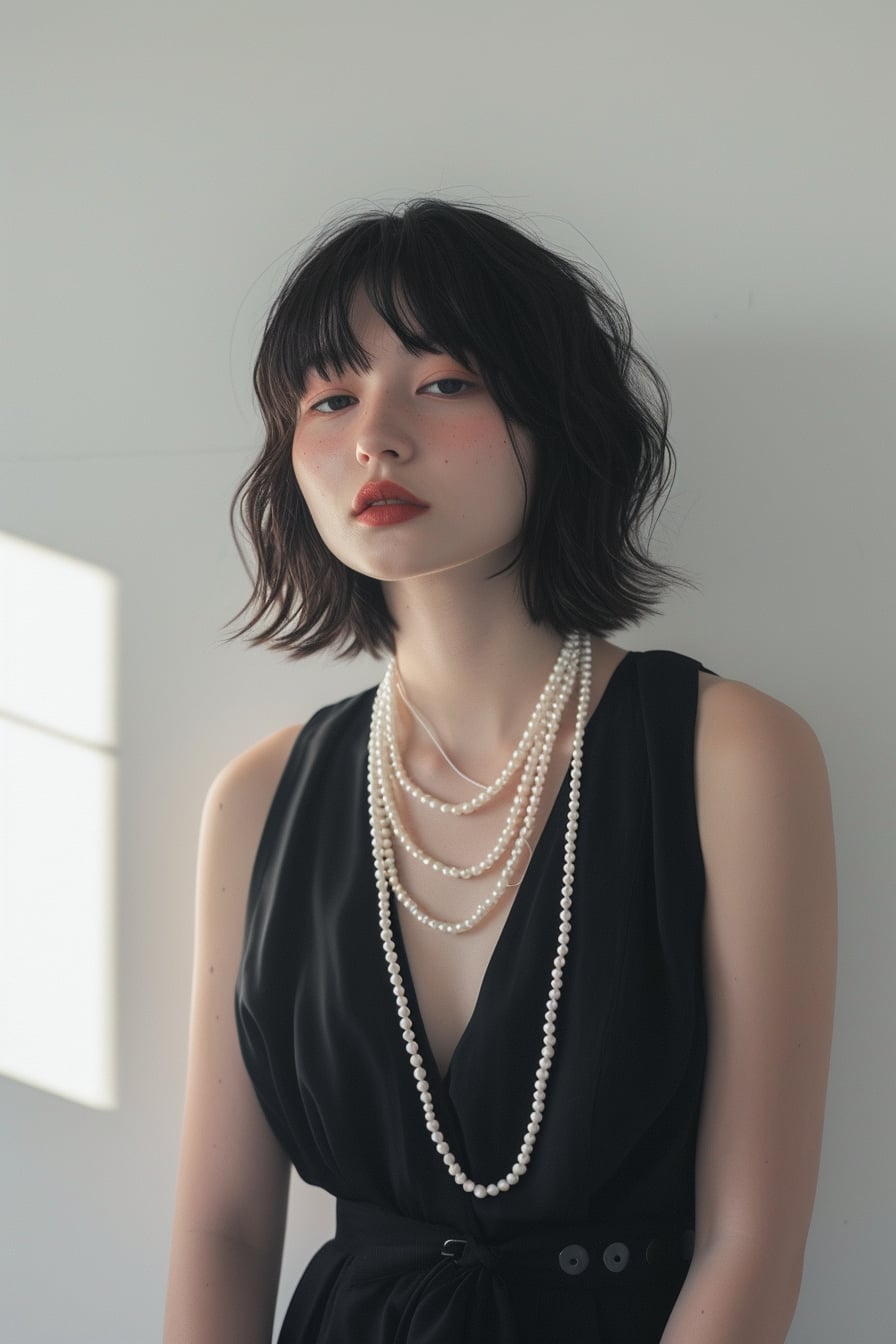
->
[235,649,717,1344]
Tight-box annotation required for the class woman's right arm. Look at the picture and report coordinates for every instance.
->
[162,725,304,1344]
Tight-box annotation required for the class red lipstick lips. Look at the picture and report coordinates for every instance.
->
[352,481,429,515]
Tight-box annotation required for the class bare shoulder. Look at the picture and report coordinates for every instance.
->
[198,722,306,929]
[692,667,835,919]
[209,721,306,813]
[694,667,829,781]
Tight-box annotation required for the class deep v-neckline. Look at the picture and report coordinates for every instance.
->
[383,650,635,1088]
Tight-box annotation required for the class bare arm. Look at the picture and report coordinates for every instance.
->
[163,726,303,1344]
[660,677,838,1343]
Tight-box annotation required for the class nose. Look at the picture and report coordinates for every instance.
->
[354,392,416,466]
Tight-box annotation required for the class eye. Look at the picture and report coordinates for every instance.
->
[308,394,355,414]
[306,378,474,415]
[424,377,474,397]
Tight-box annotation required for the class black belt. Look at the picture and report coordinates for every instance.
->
[332,1198,695,1342]
[336,1197,694,1277]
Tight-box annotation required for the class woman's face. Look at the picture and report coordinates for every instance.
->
[291,288,535,586]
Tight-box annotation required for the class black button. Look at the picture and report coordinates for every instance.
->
[645,1236,673,1268]
[602,1241,630,1273]
[558,1243,589,1276]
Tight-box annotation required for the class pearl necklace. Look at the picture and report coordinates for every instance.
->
[393,672,536,889]
[374,655,578,927]
[386,634,579,815]
[367,632,592,1198]
[373,633,579,932]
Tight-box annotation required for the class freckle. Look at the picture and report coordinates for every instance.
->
[210,965,215,973]
[218,802,223,810]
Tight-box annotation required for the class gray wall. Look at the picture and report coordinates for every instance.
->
[2,1,893,1339]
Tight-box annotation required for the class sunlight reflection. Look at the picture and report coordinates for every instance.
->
[0,533,118,1109]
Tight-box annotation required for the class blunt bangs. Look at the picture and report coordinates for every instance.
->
[227,198,697,661]
[255,203,571,442]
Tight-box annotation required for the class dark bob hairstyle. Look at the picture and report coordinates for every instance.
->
[225,197,696,660]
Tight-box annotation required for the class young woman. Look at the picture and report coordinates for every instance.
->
[163,199,838,1344]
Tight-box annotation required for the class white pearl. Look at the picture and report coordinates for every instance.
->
[368,634,593,1198]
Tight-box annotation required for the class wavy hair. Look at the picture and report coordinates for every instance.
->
[225,198,696,660]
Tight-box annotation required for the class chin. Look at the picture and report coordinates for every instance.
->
[318,525,523,585]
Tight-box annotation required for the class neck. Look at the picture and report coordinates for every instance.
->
[383,581,587,779]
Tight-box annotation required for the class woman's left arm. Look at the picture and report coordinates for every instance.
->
[660,677,838,1344]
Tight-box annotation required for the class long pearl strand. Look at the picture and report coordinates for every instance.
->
[367,632,592,1198]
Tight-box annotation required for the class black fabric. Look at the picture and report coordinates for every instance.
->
[235,649,717,1343]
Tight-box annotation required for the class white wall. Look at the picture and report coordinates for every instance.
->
[1,1,893,1339]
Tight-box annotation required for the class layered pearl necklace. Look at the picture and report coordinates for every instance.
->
[367,631,592,1198]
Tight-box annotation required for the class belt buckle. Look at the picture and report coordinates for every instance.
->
[441,1238,466,1261]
